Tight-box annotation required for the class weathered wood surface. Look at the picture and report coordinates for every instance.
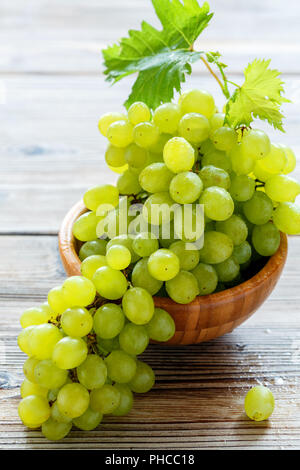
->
[0,0,299,450]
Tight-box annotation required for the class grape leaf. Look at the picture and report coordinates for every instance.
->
[102,0,213,109]
[225,59,289,131]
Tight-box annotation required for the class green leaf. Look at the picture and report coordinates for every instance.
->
[102,0,213,109]
[225,59,289,131]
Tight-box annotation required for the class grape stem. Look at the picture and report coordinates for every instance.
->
[200,56,226,95]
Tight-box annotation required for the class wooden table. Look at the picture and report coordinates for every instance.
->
[0,0,299,450]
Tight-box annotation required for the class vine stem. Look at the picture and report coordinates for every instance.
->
[200,56,224,90]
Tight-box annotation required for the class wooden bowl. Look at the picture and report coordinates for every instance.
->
[59,200,288,346]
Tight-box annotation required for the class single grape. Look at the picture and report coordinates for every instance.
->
[18,395,50,426]
[281,145,296,174]
[42,418,72,441]
[199,186,234,221]
[199,165,230,190]
[272,202,300,234]
[107,120,133,148]
[105,144,127,168]
[142,191,175,226]
[112,384,134,417]
[92,266,128,300]
[240,129,271,160]
[97,336,120,356]
[23,357,40,382]
[51,401,72,424]
[48,286,69,314]
[148,133,172,155]
[259,143,287,174]
[81,254,108,280]
[61,307,93,337]
[83,184,119,212]
[229,144,255,175]
[73,407,103,431]
[119,323,149,355]
[230,174,255,202]
[20,307,48,329]
[106,244,131,270]
[34,359,68,390]
[124,143,148,169]
[30,324,63,360]
[192,263,218,295]
[178,113,210,145]
[232,241,252,264]
[93,303,125,339]
[169,240,200,271]
[128,102,151,125]
[243,192,273,225]
[265,175,300,202]
[122,287,154,325]
[253,159,274,182]
[77,354,107,390]
[107,234,139,263]
[57,383,90,419]
[244,386,275,421]
[169,171,203,204]
[131,257,163,295]
[128,360,155,393]
[215,256,240,283]
[153,103,181,134]
[209,113,225,137]
[18,326,35,356]
[179,89,215,119]
[133,122,159,149]
[20,378,48,399]
[163,137,195,173]
[166,270,199,304]
[72,211,101,242]
[201,149,232,173]
[132,232,159,257]
[98,112,127,136]
[148,249,180,281]
[216,214,248,246]
[212,127,237,152]
[252,222,281,256]
[199,231,233,264]
[90,384,121,414]
[52,337,88,369]
[62,276,96,308]
[79,239,107,261]
[139,163,174,193]
[146,308,175,342]
[117,169,142,195]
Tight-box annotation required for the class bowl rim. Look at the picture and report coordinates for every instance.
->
[59,200,288,305]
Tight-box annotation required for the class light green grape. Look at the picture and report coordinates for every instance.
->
[133,122,159,149]
[52,337,88,369]
[79,239,107,261]
[20,307,48,329]
[84,184,119,212]
[18,326,35,356]
[93,303,125,339]
[178,113,210,145]
[139,163,174,193]
[77,354,107,390]
[62,276,96,308]
[124,143,148,169]
[92,266,128,300]
[107,234,140,263]
[252,222,281,256]
[20,378,48,399]
[112,384,134,417]
[253,159,274,183]
[23,357,40,382]
[169,172,203,204]
[132,232,159,257]
[265,175,300,202]
[131,257,163,295]
[230,174,255,202]
[42,418,72,441]
[215,256,240,283]
[199,231,233,264]
[148,133,172,155]
[142,192,175,226]
[128,102,151,125]
[273,202,300,234]
[281,145,296,174]
[243,192,273,225]
[240,129,271,160]
[146,308,175,342]
[153,103,181,134]
[98,112,127,136]
[201,149,232,173]
[107,120,134,148]
[209,113,225,136]
[169,240,200,271]
[106,244,131,270]
[57,383,90,419]
[90,384,121,414]
[259,144,287,174]
[229,144,255,175]
[81,254,108,280]
[105,144,127,168]
[97,336,120,356]
[179,89,215,119]
[119,323,149,355]
[128,360,155,393]
[216,214,248,246]
[72,211,102,242]
[61,307,93,337]
[244,386,275,421]
[117,169,142,195]
[166,270,199,304]
[212,127,237,152]
[163,137,195,173]
[148,249,180,281]
[232,241,252,264]
[73,407,103,431]
[30,324,63,360]
[199,186,234,221]
[18,395,51,426]
[192,263,218,295]
[122,287,154,325]
[105,346,136,385]
[48,286,69,314]
[51,401,72,424]
[199,165,230,190]
[34,360,68,389]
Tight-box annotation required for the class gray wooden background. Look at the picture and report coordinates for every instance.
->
[0,0,299,450]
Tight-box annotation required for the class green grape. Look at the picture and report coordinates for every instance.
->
[139,163,174,193]
[199,165,230,190]
[169,240,200,271]
[112,384,134,417]
[192,263,218,295]
[40,302,56,322]
[199,187,234,221]
[119,323,149,355]
[122,287,154,325]
[153,103,181,134]
[281,145,296,174]
[128,102,151,125]
[273,202,300,234]
[79,239,107,261]
[93,304,125,339]
[215,256,240,283]
[158,220,177,248]
[259,144,287,174]
[34,359,68,389]
[166,270,199,304]
[72,211,101,242]
[201,149,232,173]
[253,159,274,182]
[131,257,163,295]
[229,144,255,175]
[107,234,140,263]
[57,383,90,419]
[83,184,119,212]
[232,241,252,264]
[42,418,72,441]
[107,120,133,148]
[163,137,195,173]
[142,191,175,226]
[98,112,127,136]
[20,307,48,329]
[124,143,148,169]
[18,326,35,356]
[105,144,127,168]
[117,169,142,195]
[51,401,72,424]
[265,175,300,202]
[179,89,215,119]
[52,337,88,369]
[216,214,248,246]
[18,395,51,426]
[146,308,175,342]
[90,384,121,414]
[97,336,120,356]
[212,127,237,152]
[252,222,281,256]
[132,232,159,257]
[73,407,102,431]
[62,276,96,308]
[169,172,203,204]
[23,357,40,382]
[61,307,93,337]
[178,113,210,145]
[133,122,159,149]
[77,354,107,390]
[148,249,180,281]
[108,163,128,174]
[20,378,48,399]
[209,113,225,137]
[128,360,155,393]
[244,386,275,421]
[106,244,131,270]
[240,129,271,160]
[92,266,128,300]
[30,324,63,360]
[148,133,172,155]
[81,254,108,280]
[199,231,233,264]
[243,192,273,225]
[230,174,255,202]
[48,286,69,314]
